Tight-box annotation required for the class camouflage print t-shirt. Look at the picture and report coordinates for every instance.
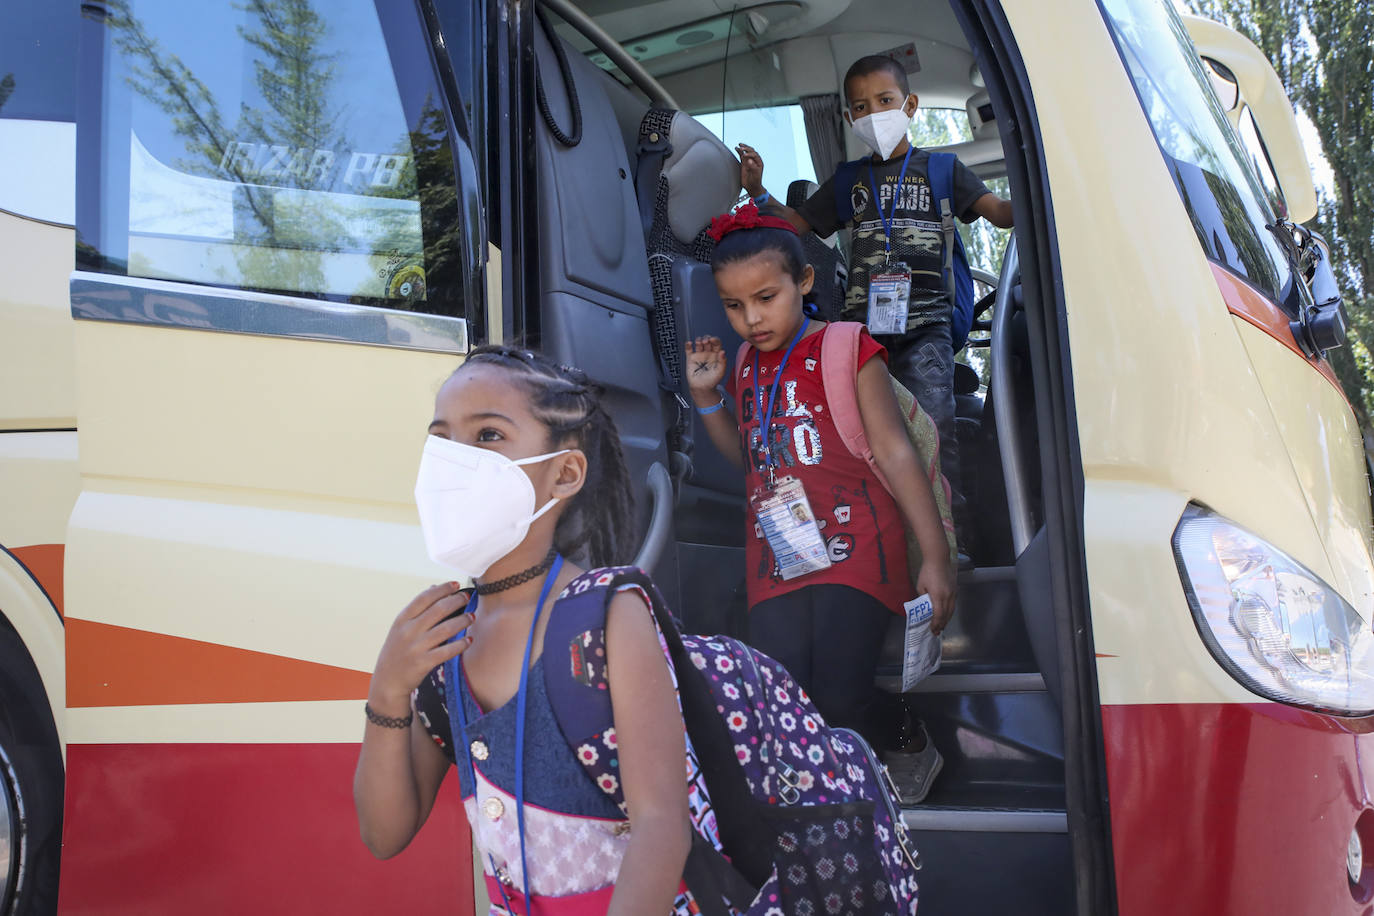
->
[798,147,990,331]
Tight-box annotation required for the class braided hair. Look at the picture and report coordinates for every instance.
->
[454,344,635,568]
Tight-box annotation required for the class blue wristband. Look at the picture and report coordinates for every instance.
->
[696,397,725,415]
[752,190,770,207]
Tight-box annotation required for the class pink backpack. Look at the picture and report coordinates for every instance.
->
[735,322,957,567]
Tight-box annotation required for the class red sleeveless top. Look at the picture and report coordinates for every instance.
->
[733,323,912,612]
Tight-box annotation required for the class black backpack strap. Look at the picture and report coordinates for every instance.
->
[684,831,762,914]
[541,569,626,809]
[927,151,959,309]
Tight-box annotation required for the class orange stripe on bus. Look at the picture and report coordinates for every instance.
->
[1210,263,1344,397]
[66,618,371,707]
[10,543,64,616]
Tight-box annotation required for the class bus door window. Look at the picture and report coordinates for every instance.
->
[79,0,482,324]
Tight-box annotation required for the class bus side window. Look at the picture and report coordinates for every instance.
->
[79,0,482,322]
[0,1,76,225]
[1099,0,1298,313]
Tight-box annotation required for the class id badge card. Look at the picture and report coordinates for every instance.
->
[900,594,942,692]
[866,266,911,336]
[752,476,832,581]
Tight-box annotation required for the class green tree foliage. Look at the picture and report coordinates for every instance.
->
[0,73,15,115]
[237,0,341,160]
[1188,0,1374,425]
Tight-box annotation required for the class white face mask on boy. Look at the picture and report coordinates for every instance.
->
[849,106,913,161]
[414,435,570,577]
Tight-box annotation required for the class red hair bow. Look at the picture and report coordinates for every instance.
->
[706,202,798,242]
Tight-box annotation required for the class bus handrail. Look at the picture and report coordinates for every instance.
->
[990,238,1033,556]
[632,461,674,571]
[540,0,680,109]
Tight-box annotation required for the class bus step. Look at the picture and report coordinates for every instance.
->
[902,807,1075,915]
[902,805,1067,833]
[957,564,1017,585]
[877,671,1047,694]
[879,564,1035,674]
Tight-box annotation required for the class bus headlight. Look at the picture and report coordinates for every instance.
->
[1173,505,1374,716]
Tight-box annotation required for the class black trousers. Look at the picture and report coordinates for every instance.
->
[747,584,893,750]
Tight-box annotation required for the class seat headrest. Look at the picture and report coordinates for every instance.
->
[661,112,741,245]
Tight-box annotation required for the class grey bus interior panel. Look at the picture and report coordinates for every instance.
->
[599,70,651,166]
[533,21,654,318]
[675,542,749,637]
[530,19,673,587]
[539,292,673,570]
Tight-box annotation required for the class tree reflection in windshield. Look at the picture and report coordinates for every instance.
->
[105,0,454,306]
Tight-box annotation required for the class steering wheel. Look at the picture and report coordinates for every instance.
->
[965,267,999,349]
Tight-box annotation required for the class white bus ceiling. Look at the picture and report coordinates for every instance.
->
[556,0,985,116]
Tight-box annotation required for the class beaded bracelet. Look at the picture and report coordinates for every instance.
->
[364,702,413,729]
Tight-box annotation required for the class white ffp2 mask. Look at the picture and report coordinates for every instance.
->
[850,107,912,160]
[413,435,570,577]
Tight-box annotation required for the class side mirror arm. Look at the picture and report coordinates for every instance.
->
[1268,218,1347,359]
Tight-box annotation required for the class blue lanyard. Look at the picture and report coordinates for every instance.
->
[867,143,916,258]
[752,320,809,477]
[446,554,564,916]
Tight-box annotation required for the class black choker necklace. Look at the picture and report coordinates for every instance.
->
[474,548,558,595]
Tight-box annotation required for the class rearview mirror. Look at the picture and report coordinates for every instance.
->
[1182,15,1318,224]
[1202,56,1240,112]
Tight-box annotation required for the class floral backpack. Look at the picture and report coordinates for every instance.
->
[542,566,921,915]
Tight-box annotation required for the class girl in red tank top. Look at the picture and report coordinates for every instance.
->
[684,204,956,802]
[734,322,913,610]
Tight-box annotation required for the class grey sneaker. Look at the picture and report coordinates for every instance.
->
[884,726,944,805]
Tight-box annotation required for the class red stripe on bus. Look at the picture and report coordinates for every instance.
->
[1210,263,1345,398]
[10,543,64,616]
[1103,701,1373,915]
[58,743,475,915]
[66,618,371,706]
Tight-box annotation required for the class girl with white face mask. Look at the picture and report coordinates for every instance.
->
[353,346,692,915]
